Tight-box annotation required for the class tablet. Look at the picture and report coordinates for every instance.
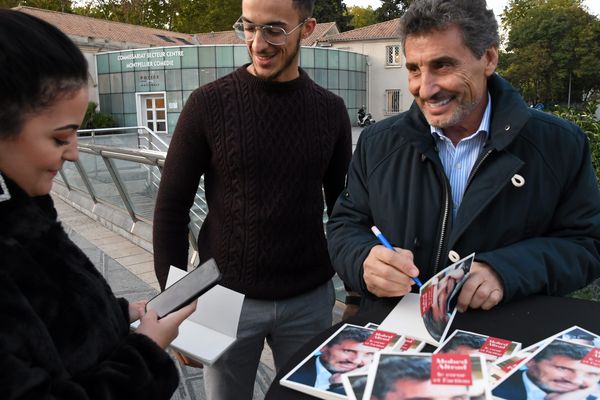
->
[146,258,222,318]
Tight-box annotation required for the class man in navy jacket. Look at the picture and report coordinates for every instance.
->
[327,0,600,312]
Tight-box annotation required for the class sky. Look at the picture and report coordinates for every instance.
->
[344,0,600,18]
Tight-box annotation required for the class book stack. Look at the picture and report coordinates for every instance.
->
[280,254,600,399]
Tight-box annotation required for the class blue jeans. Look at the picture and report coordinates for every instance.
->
[203,280,335,400]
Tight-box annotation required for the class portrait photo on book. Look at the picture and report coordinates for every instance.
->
[363,352,491,400]
[435,329,521,362]
[280,323,380,399]
[492,338,600,400]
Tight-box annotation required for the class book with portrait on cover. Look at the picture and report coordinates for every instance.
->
[434,329,521,361]
[377,253,475,347]
[491,337,600,400]
[362,352,492,400]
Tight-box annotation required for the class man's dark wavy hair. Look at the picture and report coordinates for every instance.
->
[533,340,591,362]
[371,356,432,399]
[0,9,88,138]
[399,0,499,58]
[326,326,372,347]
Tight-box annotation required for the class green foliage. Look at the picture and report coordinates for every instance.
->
[2,0,72,11]
[81,102,117,130]
[314,0,352,31]
[570,280,600,301]
[374,0,412,23]
[552,100,600,301]
[74,0,173,30]
[170,0,240,33]
[346,5,377,29]
[551,101,600,183]
[498,0,600,105]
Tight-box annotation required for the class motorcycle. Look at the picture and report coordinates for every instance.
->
[357,106,376,127]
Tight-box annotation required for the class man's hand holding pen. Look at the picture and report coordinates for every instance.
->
[363,227,421,297]
[362,244,420,298]
[362,226,423,297]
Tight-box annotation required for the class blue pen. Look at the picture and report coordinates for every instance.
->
[371,226,423,288]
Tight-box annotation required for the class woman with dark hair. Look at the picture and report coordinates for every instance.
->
[0,9,195,399]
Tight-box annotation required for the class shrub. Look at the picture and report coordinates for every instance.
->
[552,102,600,301]
[81,102,117,130]
[552,102,600,184]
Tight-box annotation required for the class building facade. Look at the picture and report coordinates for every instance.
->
[317,19,412,123]
[96,45,368,134]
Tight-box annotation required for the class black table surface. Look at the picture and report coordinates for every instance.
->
[265,295,600,399]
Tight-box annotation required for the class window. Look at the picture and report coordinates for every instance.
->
[386,45,402,66]
[386,89,402,114]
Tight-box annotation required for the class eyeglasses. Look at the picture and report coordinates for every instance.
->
[233,17,308,46]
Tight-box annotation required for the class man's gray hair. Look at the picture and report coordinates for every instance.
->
[399,0,499,58]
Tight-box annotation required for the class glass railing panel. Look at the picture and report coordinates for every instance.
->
[54,171,66,185]
[189,179,208,238]
[107,158,156,221]
[61,160,87,192]
[332,275,346,302]
[78,152,127,209]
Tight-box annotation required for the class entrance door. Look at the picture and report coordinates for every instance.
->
[140,94,167,134]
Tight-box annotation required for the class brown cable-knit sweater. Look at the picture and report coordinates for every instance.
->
[153,65,352,299]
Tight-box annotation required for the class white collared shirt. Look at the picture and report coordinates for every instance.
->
[314,356,333,390]
[522,370,549,400]
[430,93,491,217]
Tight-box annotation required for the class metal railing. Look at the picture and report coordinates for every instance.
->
[57,126,345,299]
[78,126,169,152]
[57,128,207,257]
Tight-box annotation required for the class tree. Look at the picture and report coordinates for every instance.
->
[346,5,376,29]
[2,0,73,12]
[499,0,600,106]
[314,0,352,31]
[170,0,240,33]
[0,0,20,8]
[74,0,172,30]
[374,0,412,22]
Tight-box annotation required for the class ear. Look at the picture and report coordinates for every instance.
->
[302,17,316,39]
[483,46,499,77]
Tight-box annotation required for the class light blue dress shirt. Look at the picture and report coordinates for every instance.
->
[431,93,491,217]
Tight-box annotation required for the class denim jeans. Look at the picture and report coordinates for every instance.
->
[203,279,335,400]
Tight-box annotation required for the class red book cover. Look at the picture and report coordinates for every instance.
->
[431,354,473,386]
[479,336,512,358]
[364,330,398,350]
[582,347,600,368]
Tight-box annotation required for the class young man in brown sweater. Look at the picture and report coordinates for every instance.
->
[152,0,352,398]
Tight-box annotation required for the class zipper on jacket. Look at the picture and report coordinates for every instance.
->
[433,172,451,275]
[466,149,493,188]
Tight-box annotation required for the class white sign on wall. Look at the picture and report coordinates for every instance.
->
[119,50,185,69]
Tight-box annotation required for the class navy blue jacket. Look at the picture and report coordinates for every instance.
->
[327,74,600,309]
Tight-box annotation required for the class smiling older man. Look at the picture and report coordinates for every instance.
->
[327,0,600,313]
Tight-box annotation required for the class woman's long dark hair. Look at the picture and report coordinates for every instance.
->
[0,9,88,138]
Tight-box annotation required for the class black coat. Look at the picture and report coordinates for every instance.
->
[327,74,600,310]
[0,174,179,399]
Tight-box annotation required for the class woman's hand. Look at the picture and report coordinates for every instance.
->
[135,301,197,349]
[172,351,204,368]
[128,300,148,323]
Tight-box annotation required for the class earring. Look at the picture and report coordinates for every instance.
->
[0,172,11,202]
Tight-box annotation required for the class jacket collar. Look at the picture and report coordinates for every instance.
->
[0,172,56,241]
[396,74,531,154]
[486,74,531,151]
